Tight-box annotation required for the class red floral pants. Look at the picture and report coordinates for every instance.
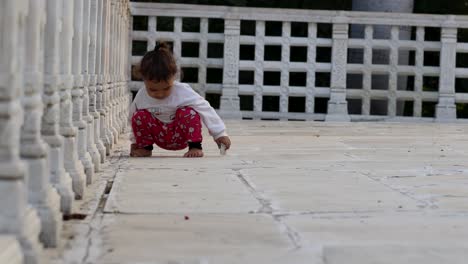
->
[131,107,203,150]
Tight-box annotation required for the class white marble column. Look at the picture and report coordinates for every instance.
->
[88,0,103,171]
[219,18,242,119]
[117,1,124,138]
[60,0,87,199]
[121,1,131,132]
[73,0,95,184]
[109,0,120,145]
[326,15,351,122]
[95,0,107,161]
[81,0,98,183]
[106,0,116,149]
[21,0,62,248]
[117,0,126,134]
[0,1,43,263]
[120,0,129,133]
[101,0,114,154]
[43,0,74,216]
[109,0,119,144]
[436,16,458,121]
[124,2,132,130]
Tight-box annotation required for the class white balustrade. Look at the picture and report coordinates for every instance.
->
[130,3,468,122]
[0,0,131,263]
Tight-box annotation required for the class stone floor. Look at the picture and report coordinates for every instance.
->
[50,121,468,264]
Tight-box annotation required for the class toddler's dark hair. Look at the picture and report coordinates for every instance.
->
[139,42,177,82]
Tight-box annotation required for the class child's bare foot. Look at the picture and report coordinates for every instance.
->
[184,148,204,158]
[130,144,152,157]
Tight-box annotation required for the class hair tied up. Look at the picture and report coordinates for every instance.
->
[154,42,161,51]
[154,41,169,52]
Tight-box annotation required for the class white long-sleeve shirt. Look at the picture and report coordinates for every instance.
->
[128,81,227,143]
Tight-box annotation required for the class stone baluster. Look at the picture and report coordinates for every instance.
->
[122,0,129,132]
[81,0,97,184]
[116,0,123,138]
[106,0,114,146]
[118,0,127,133]
[219,18,242,119]
[326,15,351,122]
[87,0,103,172]
[73,0,95,184]
[125,3,132,127]
[105,0,116,149]
[43,0,74,215]
[21,0,62,247]
[110,0,120,144]
[0,0,43,263]
[95,0,107,161]
[116,1,123,134]
[436,16,458,121]
[60,0,87,199]
[108,1,117,143]
[113,1,121,137]
[101,0,113,154]
[125,2,131,129]
[107,0,113,146]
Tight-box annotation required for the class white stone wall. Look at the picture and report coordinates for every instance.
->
[130,3,468,122]
[0,0,131,263]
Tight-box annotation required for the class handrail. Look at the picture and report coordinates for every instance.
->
[131,3,468,28]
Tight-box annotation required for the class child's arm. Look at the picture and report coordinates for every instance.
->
[179,84,228,141]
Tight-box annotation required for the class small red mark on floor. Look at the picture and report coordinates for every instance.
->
[184,216,190,220]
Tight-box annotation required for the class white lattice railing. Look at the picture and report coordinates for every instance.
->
[130,3,468,122]
[0,1,131,263]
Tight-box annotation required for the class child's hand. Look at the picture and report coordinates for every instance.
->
[215,136,231,151]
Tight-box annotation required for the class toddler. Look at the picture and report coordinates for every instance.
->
[129,42,231,158]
